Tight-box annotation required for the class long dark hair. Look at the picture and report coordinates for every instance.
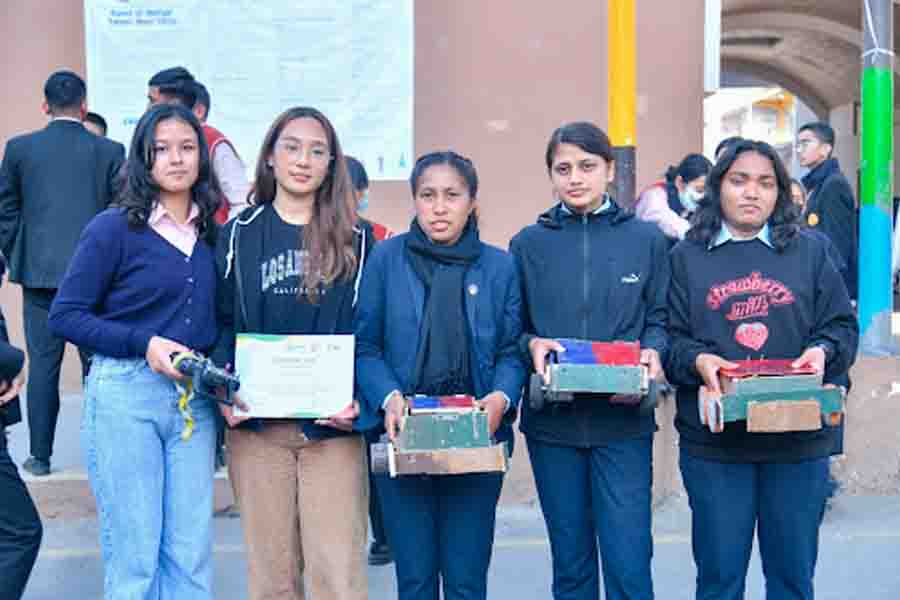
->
[115,103,220,245]
[686,139,799,252]
[250,107,357,294]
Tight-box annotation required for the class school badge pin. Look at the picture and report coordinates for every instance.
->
[807,212,819,227]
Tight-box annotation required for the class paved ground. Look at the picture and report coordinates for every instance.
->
[10,393,900,599]
[19,495,900,599]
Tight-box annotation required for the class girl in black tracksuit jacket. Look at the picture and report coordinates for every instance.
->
[510,122,669,600]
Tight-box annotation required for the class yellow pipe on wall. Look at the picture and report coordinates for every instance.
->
[608,0,636,147]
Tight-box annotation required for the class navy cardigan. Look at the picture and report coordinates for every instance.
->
[354,233,527,447]
[49,208,217,358]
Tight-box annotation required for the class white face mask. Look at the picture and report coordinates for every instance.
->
[679,186,702,212]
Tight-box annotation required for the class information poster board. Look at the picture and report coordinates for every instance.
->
[84,0,413,180]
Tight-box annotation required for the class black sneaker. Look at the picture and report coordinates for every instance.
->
[368,541,393,566]
[23,456,50,477]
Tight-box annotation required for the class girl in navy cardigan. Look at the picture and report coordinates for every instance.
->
[355,151,526,600]
[49,103,221,600]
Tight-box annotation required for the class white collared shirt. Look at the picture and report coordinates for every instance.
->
[149,202,201,256]
[709,223,773,250]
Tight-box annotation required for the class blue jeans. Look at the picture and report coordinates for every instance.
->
[82,356,216,600]
[679,449,830,600]
[377,472,504,600]
[527,435,654,600]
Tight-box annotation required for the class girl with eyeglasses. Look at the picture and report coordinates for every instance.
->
[210,106,375,600]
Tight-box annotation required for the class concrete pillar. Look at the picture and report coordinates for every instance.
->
[858,0,895,354]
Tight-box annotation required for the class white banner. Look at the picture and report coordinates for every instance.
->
[84,0,413,180]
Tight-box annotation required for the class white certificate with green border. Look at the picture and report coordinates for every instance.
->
[234,334,354,419]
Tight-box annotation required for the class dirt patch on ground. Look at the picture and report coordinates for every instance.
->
[30,481,96,520]
[832,356,900,494]
[30,479,239,521]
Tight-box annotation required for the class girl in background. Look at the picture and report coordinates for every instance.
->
[634,153,712,241]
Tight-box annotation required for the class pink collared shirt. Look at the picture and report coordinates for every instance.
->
[149,202,200,257]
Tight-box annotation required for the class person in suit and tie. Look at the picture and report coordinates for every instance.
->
[0,70,126,476]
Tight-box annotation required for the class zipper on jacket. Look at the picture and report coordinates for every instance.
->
[581,214,590,447]
[582,214,589,339]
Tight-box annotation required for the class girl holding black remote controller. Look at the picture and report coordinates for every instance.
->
[49,103,221,600]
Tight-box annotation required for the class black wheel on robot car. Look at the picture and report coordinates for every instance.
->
[370,443,390,474]
[529,373,545,411]
[639,378,660,416]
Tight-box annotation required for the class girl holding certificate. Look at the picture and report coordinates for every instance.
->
[49,103,221,599]
[355,151,527,600]
[211,106,374,600]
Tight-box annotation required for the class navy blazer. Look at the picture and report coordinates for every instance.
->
[354,233,526,446]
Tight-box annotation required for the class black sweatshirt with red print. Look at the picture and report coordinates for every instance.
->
[666,230,858,463]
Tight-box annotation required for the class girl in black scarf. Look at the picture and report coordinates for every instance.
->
[355,151,526,600]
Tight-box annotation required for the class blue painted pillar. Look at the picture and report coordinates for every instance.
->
[859,0,896,355]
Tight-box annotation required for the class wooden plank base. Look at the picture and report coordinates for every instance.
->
[371,442,509,477]
[747,400,823,432]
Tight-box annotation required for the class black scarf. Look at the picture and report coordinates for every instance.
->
[801,158,840,195]
[405,217,482,396]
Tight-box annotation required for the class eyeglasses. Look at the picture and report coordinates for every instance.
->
[794,139,817,151]
[274,139,332,164]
